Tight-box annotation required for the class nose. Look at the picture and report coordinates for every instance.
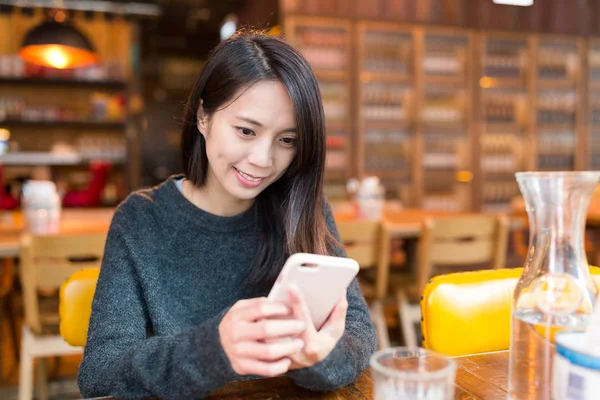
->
[247,139,274,169]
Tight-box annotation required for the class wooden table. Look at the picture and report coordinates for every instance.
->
[205,351,509,399]
[0,208,114,257]
[87,351,508,399]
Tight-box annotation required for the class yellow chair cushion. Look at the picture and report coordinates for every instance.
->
[421,266,600,357]
[59,267,100,347]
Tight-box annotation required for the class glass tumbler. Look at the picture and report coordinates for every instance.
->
[370,347,456,400]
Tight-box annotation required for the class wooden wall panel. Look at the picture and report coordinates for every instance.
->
[385,0,409,21]
[353,0,381,19]
[281,0,600,36]
[335,0,353,17]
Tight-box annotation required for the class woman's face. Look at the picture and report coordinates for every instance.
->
[197,80,298,209]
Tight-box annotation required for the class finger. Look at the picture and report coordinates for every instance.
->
[234,338,305,361]
[236,358,292,378]
[235,319,306,341]
[288,285,317,334]
[235,298,292,322]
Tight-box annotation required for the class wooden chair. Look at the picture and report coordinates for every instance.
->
[336,219,391,349]
[18,232,107,400]
[398,214,509,347]
[421,267,600,356]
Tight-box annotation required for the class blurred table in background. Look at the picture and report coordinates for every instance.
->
[332,201,525,298]
[0,208,115,257]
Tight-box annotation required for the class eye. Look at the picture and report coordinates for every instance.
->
[280,136,297,147]
[236,127,255,137]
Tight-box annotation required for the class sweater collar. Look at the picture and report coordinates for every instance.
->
[156,174,258,233]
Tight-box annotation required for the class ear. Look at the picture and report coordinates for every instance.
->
[196,100,207,137]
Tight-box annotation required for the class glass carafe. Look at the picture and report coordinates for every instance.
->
[508,171,600,399]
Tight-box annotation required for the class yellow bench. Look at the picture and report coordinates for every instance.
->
[421,266,600,356]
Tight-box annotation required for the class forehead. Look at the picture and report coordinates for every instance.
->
[219,80,296,127]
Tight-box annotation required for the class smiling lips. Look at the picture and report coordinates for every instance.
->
[233,167,266,188]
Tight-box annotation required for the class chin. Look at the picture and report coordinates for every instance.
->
[228,185,266,201]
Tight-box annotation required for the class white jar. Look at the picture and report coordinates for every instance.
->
[348,176,385,220]
[553,331,600,400]
[22,181,61,234]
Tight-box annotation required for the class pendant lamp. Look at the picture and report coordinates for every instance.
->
[19,11,98,69]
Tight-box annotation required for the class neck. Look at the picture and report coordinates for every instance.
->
[183,175,254,217]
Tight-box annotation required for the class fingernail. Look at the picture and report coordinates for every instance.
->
[295,321,306,331]
[295,339,305,349]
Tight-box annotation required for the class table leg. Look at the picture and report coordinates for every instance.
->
[376,225,391,300]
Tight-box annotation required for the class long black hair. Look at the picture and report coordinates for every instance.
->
[181,31,340,290]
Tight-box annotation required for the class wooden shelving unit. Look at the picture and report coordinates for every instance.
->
[0,120,126,130]
[589,39,600,170]
[284,16,353,199]
[282,13,600,211]
[0,77,126,89]
[534,36,581,173]
[356,21,414,200]
[474,34,530,213]
[417,28,471,212]
[0,8,140,204]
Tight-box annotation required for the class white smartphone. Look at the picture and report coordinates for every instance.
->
[267,253,359,330]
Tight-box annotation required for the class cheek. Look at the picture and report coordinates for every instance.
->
[205,129,236,162]
[276,149,297,171]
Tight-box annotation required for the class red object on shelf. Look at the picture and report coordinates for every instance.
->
[326,136,345,148]
[0,165,19,210]
[62,161,111,207]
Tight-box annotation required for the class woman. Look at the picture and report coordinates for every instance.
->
[78,31,377,400]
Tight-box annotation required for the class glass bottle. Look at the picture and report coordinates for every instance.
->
[508,171,600,399]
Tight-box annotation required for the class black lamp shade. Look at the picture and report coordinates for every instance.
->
[19,21,98,69]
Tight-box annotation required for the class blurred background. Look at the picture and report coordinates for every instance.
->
[2,0,600,398]
[0,0,599,212]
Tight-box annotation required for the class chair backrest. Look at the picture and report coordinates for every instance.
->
[417,214,509,295]
[421,266,600,356]
[59,267,100,346]
[336,220,381,269]
[20,232,107,334]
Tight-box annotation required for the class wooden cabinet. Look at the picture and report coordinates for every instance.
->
[475,34,530,213]
[356,21,414,199]
[284,16,353,198]
[282,13,599,211]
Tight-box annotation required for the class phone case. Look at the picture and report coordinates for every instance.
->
[267,253,359,330]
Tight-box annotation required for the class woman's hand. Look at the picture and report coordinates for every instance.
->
[287,285,348,370]
[219,297,306,377]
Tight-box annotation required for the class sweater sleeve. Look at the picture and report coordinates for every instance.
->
[286,199,378,390]
[77,205,239,400]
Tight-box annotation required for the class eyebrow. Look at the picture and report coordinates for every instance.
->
[236,116,296,134]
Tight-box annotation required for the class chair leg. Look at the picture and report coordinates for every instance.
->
[370,300,390,349]
[18,327,34,400]
[397,290,419,348]
[36,358,50,400]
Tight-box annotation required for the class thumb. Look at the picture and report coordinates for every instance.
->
[320,292,348,332]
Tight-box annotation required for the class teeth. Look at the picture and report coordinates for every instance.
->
[237,168,262,182]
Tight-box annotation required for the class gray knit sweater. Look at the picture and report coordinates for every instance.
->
[77,175,377,400]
